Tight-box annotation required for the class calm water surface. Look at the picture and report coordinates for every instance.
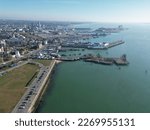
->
[37,23,150,113]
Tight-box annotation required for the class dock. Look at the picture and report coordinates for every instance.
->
[87,40,125,50]
[114,58,129,65]
[113,54,129,65]
[84,58,113,65]
[83,54,129,66]
[62,40,125,50]
[57,57,80,61]
[57,54,129,66]
[107,40,125,48]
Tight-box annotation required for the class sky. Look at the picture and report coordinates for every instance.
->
[0,0,150,23]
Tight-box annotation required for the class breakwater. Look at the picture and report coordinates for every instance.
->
[57,54,129,66]
[62,40,125,50]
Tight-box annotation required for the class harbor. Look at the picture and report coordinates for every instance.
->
[1,20,150,113]
[36,24,150,113]
[1,23,127,113]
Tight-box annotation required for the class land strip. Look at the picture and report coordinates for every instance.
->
[12,60,56,113]
[0,64,39,112]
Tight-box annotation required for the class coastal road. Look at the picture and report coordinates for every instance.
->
[0,44,47,66]
[12,60,56,113]
[0,60,30,76]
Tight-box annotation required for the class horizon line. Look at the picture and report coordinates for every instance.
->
[0,18,150,24]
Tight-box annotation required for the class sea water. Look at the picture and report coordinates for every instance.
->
[37,23,150,113]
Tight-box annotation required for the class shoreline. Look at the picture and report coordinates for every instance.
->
[11,59,61,113]
[14,56,127,112]
[29,60,61,113]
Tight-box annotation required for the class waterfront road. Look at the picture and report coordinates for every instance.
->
[0,44,47,66]
[0,60,30,76]
[12,60,56,113]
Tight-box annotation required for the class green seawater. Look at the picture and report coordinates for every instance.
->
[37,23,150,113]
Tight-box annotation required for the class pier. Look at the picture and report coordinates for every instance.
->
[84,58,113,65]
[87,40,125,50]
[83,54,129,65]
[107,40,125,48]
[57,54,129,66]
[62,40,125,50]
[58,57,80,61]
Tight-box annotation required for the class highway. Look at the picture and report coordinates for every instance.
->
[12,60,56,113]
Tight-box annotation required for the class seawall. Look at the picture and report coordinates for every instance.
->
[27,60,56,113]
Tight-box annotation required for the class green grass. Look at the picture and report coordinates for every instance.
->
[33,59,52,66]
[0,64,39,112]
[25,71,38,87]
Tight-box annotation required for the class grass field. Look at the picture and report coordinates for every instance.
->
[33,59,52,66]
[0,64,39,112]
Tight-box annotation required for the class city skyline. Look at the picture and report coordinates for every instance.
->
[0,0,150,23]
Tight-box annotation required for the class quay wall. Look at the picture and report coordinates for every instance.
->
[27,60,56,113]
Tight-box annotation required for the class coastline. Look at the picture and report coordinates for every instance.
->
[28,60,61,113]
[11,59,62,113]
[30,25,150,113]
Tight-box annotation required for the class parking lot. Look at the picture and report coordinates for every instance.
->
[12,60,56,113]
